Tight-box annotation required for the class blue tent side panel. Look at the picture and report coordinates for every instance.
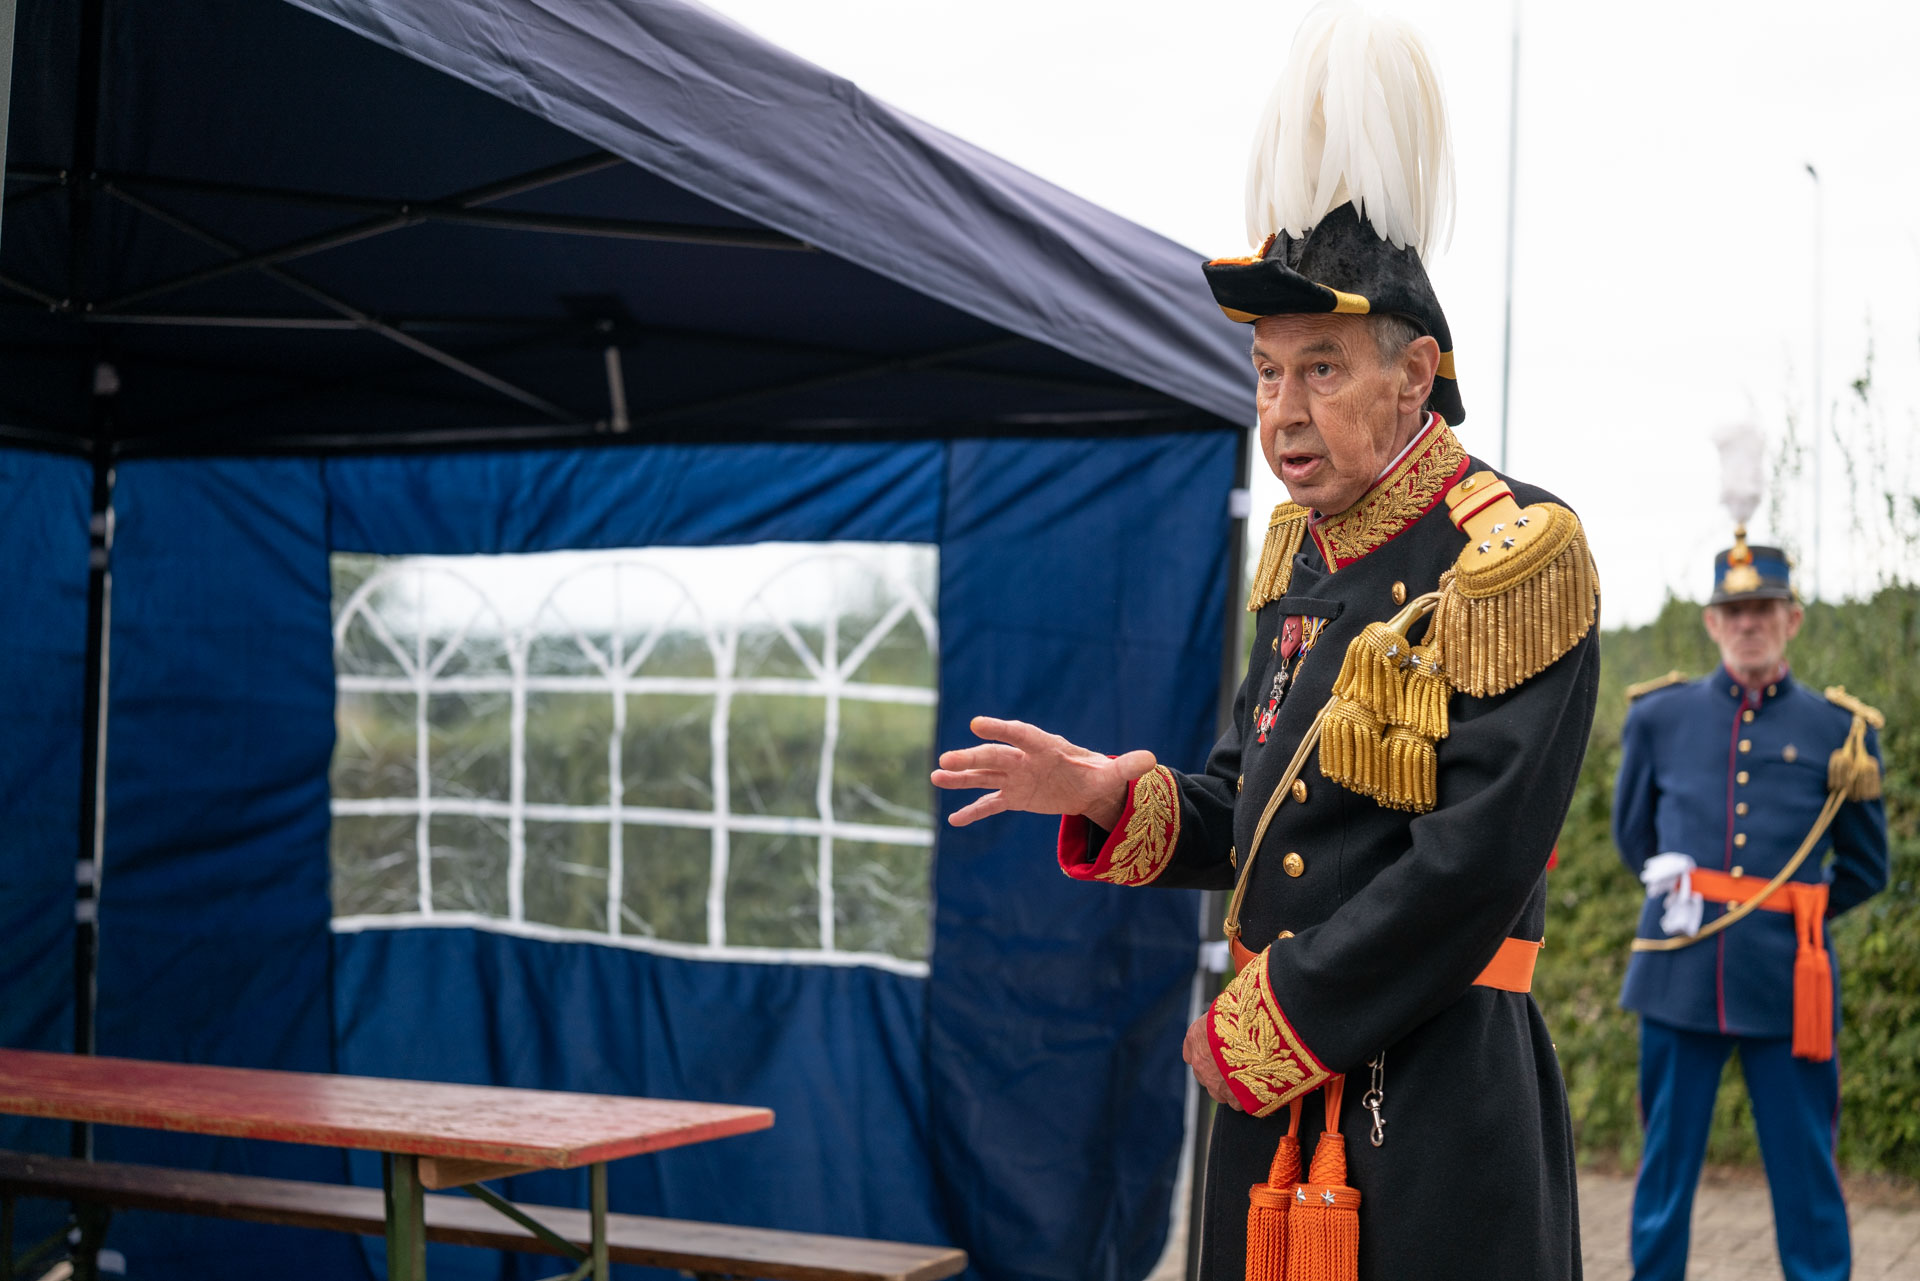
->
[89,432,1227,1280]
[930,431,1236,1281]
[0,446,91,1160]
[93,456,364,1279]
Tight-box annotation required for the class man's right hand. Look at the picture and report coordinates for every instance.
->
[930,716,1157,830]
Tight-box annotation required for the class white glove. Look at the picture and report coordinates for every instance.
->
[1640,852,1702,937]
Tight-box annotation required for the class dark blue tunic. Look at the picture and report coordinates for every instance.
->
[1614,669,1888,1037]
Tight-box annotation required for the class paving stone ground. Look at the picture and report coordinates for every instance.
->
[1578,1168,1920,1280]
[1149,1168,1920,1280]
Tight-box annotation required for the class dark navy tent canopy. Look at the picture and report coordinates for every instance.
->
[0,4,1253,1280]
[1,0,1248,449]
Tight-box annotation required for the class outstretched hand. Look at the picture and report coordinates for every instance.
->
[931,716,1157,830]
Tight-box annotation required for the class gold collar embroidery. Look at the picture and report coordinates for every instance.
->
[1311,417,1468,568]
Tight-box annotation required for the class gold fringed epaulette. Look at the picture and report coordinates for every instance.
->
[1246,503,1309,611]
[1626,671,1690,702]
[1824,686,1885,801]
[1429,472,1600,699]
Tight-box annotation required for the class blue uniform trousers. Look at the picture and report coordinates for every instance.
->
[1631,1017,1848,1281]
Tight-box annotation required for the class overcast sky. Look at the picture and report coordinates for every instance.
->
[702,0,1919,625]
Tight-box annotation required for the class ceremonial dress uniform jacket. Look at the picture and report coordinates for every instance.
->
[1059,418,1599,1281]
[1616,671,1888,1037]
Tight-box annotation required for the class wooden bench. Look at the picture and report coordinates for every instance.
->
[0,1151,966,1281]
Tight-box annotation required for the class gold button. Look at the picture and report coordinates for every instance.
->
[1731,866,1745,878]
[1391,580,1407,605]
[1272,636,1280,652]
[1736,770,1749,785]
[1736,802,1749,816]
[1767,684,1777,696]
[1276,930,1295,940]
[1291,779,1308,803]
[1237,774,1244,793]
[1734,833,1748,848]
[1742,710,1754,723]
[1783,744,1798,763]
[1729,685,1740,696]
[1282,852,1306,877]
[1738,739,1751,753]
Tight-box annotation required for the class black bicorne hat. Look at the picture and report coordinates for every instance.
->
[1203,202,1463,426]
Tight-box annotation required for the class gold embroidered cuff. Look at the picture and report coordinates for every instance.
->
[1056,765,1181,887]
[1205,945,1330,1117]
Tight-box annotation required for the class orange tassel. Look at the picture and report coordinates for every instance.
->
[1246,1098,1304,1281]
[1285,1077,1361,1281]
[1791,892,1835,1062]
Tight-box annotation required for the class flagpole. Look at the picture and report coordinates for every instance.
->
[1498,1,1522,472]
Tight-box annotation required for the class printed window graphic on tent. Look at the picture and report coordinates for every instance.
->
[326,543,939,972]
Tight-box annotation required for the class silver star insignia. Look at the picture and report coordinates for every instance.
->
[1516,515,1530,527]
[1296,1187,1308,1204]
[1477,541,1492,554]
[1322,1190,1337,1206]
[1491,523,1506,534]
[1502,536,1516,549]
[1385,644,1399,658]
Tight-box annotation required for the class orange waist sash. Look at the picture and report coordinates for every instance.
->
[1230,934,1540,992]
[1686,870,1833,1061]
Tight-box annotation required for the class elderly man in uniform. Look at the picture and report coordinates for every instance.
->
[1616,525,1887,1281]
[933,6,1600,1278]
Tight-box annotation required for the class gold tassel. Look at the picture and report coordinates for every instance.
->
[1431,504,1600,699]
[1248,503,1310,611]
[1827,715,1883,802]
[1319,697,1387,800]
[1330,623,1414,725]
[1391,646,1450,740]
[1381,727,1438,813]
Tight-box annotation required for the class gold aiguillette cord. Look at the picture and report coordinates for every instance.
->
[1223,592,1440,944]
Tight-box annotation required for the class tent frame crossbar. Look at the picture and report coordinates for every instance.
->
[96,181,577,421]
[30,166,814,254]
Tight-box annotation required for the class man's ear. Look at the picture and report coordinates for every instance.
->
[1783,603,1806,642]
[1702,605,1722,643]
[1399,335,1441,416]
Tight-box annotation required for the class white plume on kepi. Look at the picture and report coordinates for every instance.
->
[1713,422,1766,528]
[1243,1,1455,259]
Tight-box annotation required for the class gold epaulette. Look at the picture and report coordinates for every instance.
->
[1824,686,1884,801]
[1246,502,1309,611]
[1429,472,1600,698]
[1625,671,1689,702]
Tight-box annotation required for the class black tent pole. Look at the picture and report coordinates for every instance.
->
[0,0,16,254]
[69,0,107,1163]
[1184,422,1252,1281]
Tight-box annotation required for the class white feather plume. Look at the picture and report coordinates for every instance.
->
[1714,422,1767,527]
[1243,1,1455,259]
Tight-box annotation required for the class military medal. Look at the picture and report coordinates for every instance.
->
[1256,616,1322,743]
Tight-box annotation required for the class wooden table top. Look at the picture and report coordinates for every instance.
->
[0,1050,772,1171]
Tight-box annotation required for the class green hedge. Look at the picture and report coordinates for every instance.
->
[1540,585,1920,1181]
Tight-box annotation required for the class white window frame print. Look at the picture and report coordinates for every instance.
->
[327,544,939,978]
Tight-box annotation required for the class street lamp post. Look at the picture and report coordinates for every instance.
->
[1806,162,1823,602]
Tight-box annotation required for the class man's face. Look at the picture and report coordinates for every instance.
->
[1703,598,1803,678]
[1251,313,1435,516]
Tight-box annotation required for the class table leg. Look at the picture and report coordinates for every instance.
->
[383,1152,426,1281]
[588,1163,607,1280]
